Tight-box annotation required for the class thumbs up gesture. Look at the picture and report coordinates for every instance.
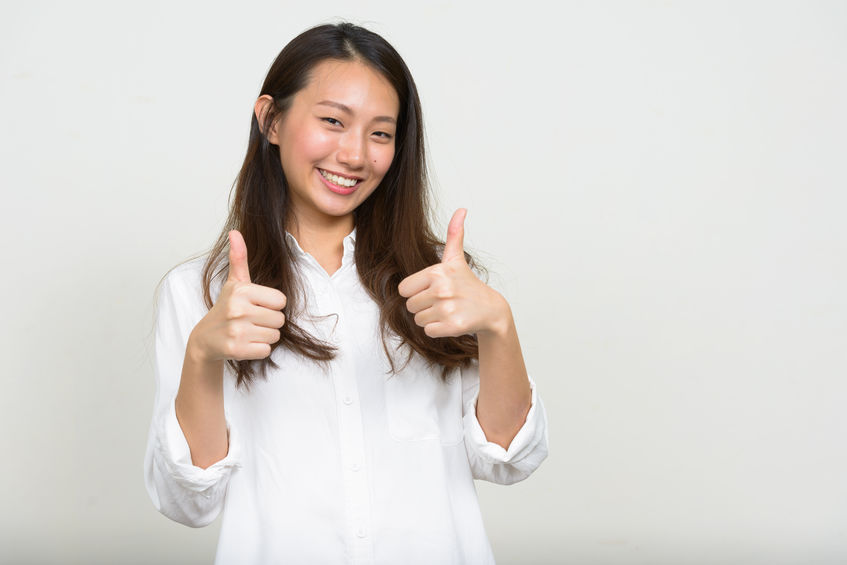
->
[398,209,510,338]
[188,230,288,362]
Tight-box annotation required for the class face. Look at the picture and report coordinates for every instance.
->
[265,59,400,231]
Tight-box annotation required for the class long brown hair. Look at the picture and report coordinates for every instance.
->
[199,22,480,388]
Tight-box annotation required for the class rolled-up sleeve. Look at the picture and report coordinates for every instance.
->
[143,264,240,527]
[460,361,548,485]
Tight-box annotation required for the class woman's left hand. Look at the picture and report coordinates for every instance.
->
[398,209,510,338]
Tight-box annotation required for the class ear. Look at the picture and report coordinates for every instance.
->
[254,94,280,144]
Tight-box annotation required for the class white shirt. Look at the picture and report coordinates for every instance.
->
[144,230,548,564]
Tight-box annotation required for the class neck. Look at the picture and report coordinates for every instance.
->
[287,212,354,276]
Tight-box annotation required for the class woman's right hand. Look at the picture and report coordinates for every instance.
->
[188,229,287,363]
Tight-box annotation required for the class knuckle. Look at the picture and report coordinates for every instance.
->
[435,285,452,299]
[225,303,244,320]
[225,324,243,340]
[440,301,456,316]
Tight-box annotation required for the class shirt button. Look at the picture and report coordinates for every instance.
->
[357,527,367,538]
[343,396,353,405]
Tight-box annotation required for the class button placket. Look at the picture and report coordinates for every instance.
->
[325,276,374,564]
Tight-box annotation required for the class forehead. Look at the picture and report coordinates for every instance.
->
[297,59,400,117]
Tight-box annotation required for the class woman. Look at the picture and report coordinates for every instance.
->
[144,22,548,564]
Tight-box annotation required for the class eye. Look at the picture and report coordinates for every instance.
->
[373,131,393,140]
[321,117,342,126]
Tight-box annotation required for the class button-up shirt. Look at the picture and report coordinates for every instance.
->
[144,230,548,564]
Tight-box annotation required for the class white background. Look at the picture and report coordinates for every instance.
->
[1,1,845,563]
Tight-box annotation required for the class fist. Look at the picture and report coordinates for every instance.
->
[398,209,508,338]
[189,230,287,362]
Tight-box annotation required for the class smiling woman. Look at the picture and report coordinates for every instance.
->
[262,59,399,245]
[144,22,548,564]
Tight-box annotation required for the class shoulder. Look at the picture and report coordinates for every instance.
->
[156,254,222,311]
[162,256,208,293]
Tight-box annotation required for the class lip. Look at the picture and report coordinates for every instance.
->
[316,168,361,195]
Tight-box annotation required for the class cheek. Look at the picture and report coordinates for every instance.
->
[281,124,332,168]
[373,146,396,176]
[297,130,335,162]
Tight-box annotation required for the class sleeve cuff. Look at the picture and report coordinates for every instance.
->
[157,397,241,493]
[463,375,546,464]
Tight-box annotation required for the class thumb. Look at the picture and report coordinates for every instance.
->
[227,230,252,283]
[441,208,467,263]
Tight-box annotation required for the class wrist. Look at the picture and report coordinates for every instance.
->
[186,331,222,366]
[179,334,225,399]
[477,292,513,339]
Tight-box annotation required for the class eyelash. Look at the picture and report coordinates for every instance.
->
[321,117,393,140]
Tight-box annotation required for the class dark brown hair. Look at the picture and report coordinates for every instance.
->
[200,22,480,388]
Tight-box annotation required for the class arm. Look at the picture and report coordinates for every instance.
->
[460,359,548,485]
[460,275,548,484]
[143,266,241,527]
[398,209,548,472]
[144,231,286,526]
[174,230,284,468]
[175,340,228,469]
[476,300,532,449]
[399,208,531,448]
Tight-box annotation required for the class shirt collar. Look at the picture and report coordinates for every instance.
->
[342,228,357,258]
[284,228,357,266]
[284,231,306,258]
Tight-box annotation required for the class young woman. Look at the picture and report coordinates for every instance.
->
[144,22,548,564]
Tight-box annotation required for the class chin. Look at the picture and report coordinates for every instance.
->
[315,201,359,218]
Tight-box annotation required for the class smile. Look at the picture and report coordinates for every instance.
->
[318,168,361,188]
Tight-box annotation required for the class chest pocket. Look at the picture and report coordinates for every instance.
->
[384,357,464,445]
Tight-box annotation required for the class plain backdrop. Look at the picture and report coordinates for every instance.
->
[1,1,845,563]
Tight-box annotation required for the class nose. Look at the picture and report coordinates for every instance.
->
[336,132,366,169]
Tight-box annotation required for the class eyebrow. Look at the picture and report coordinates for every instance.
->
[316,100,396,124]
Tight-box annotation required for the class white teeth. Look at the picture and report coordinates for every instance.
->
[319,169,358,188]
